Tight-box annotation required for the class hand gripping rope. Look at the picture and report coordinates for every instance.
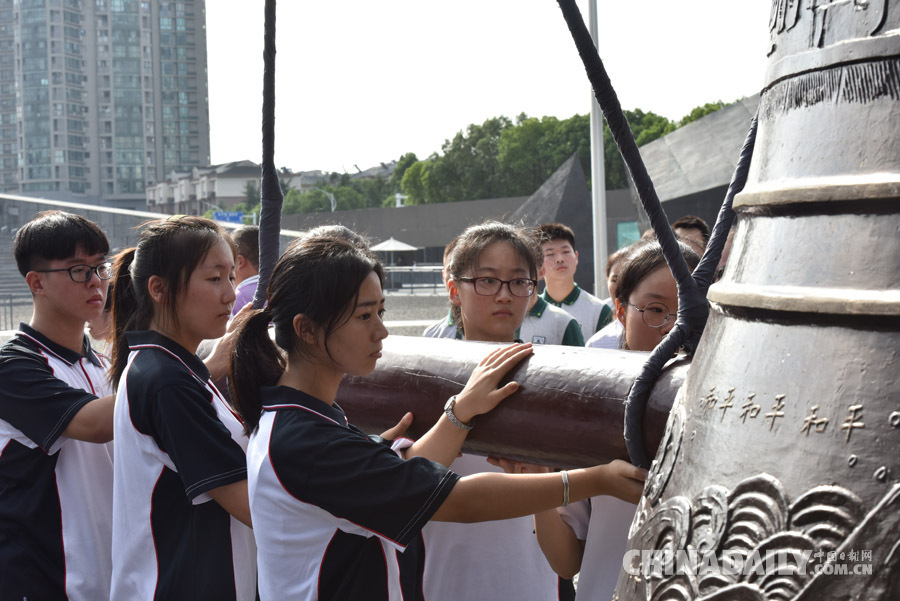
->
[555,0,758,468]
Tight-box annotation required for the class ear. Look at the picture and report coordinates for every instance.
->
[537,265,546,282]
[147,275,167,305]
[292,314,318,345]
[448,279,462,307]
[25,271,45,296]
[235,254,247,270]
[615,298,626,326]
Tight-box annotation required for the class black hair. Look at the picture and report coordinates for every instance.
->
[614,240,700,309]
[446,221,540,336]
[110,216,233,387]
[231,225,260,269]
[535,222,576,248]
[606,245,632,277]
[299,224,370,250]
[230,233,384,434]
[13,210,109,277]
[671,215,711,243]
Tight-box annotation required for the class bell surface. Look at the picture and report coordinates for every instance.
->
[615,3,900,600]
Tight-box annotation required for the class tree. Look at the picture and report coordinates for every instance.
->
[282,189,303,214]
[679,101,729,127]
[390,153,418,190]
[242,180,260,207]
[497,115,558,195]
[401,160,429,205]
[425,116,512,202]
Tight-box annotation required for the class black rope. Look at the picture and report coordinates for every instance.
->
[254,0,283,310]
[555,0,758,468]
[623,119,757,468]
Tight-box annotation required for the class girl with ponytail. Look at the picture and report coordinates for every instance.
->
[230,231,645,600]
[108,216,255,601]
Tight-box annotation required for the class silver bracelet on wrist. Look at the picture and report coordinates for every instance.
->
[561,470,570,507]
[444,395,473,431]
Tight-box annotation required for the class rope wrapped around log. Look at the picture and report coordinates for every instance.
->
[336,336,689,468]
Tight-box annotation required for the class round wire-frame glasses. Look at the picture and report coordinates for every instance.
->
[628,301,676,328]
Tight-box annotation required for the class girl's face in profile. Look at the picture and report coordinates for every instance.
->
[318,270,388,377]
[450,241,532,343]
[173,238,236,350]
[616,265,678,352]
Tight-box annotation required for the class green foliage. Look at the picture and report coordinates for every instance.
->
[282,99,731,214]
[679,101,728,127]
[242,180,260,206]
[401,161,429,205]
[390,153,418,189]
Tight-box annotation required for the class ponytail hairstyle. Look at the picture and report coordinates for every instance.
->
[445,221,541,337]
[230,234,384,434]
[109,216,233,387]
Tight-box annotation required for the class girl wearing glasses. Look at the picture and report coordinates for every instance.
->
[108,216,255,601]
[534,238,700,600]
[613,239,699,352]
[415,221,577,601]
[228,232,644,600]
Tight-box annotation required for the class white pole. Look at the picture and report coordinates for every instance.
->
[589,0,609,298]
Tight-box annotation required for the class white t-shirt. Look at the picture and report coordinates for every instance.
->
[558,496,636,600]
[520,297,584,346]
[421,453,561,601]
[585,319,624,350]
[541,284,612,342]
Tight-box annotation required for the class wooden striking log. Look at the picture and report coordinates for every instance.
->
[336,336,689,468]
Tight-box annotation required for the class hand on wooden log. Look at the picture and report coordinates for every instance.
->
[451,342,534,424]
[337,336,689,468]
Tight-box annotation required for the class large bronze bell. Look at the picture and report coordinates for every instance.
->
[613,3,900,600]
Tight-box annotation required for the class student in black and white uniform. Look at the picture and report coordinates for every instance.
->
[228,233,647,601]
[108,216,255,601]
[0,211,116,601]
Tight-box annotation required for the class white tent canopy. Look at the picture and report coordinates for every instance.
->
[370,237,418,252]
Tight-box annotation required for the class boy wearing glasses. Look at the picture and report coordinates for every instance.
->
[0,210,115,601]
[536,223,613,342]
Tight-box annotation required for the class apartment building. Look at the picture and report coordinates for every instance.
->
[2,0,209,210]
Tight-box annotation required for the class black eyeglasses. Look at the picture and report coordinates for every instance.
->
[627,301,676,328]
[457,276,537,297]
[35,262,113,283]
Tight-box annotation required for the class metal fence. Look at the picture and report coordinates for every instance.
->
[382,265,444,293]
[0,292,32,331]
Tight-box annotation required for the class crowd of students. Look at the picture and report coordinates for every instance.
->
[0,209,710,600]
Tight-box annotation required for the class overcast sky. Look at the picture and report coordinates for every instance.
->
[206,1,772,175]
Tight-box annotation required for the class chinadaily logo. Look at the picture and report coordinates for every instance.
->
[622,548,874,579]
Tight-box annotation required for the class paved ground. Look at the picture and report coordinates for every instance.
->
[384,291,449,337]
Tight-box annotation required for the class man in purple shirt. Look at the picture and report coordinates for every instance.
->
[231,226,260,316]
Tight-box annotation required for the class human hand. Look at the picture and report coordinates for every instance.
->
[598,459,647,504]
[453,343,533,423]
[487,457,552,474]
[228,302,254,332]
[380,412,413,441]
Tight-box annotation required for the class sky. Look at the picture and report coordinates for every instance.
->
[206,1,773,175]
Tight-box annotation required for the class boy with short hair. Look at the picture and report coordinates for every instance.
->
[0,210,116,600]
[672,214,710,256]
[231,225,261,316]
[536,222,613,341]
[520,262,584,346]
